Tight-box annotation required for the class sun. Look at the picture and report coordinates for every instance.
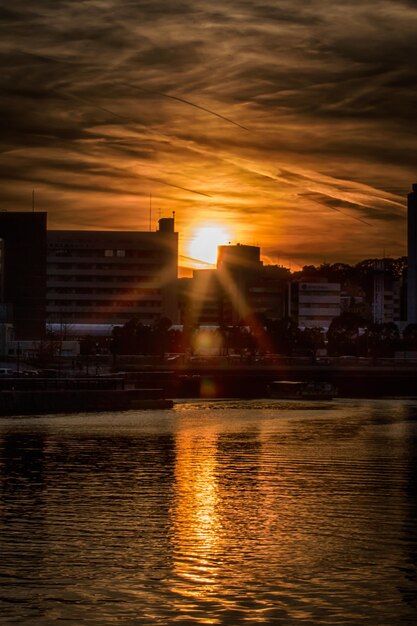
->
[188,224,231,266]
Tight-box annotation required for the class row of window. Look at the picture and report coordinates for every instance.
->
[299,315,338,320]
[298,302,340,309]
[48,300,162,308]
[48,312,161,321]
[49,263,163,270]
[49,247,160,258]
[298,290,340,297]
[47,288,161,295]
[49,275,158,283]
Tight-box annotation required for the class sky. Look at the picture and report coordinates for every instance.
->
[1,0,416,274]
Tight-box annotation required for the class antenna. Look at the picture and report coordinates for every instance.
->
[149,192,152,231]
[32,189,35,212]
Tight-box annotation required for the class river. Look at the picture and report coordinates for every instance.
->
[0,399,416,625]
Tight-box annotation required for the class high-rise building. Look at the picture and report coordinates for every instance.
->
[0,212,47,339]
[47,217,178,334]
[407,183,417,323]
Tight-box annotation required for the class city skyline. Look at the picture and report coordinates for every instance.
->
[1,1,416,273]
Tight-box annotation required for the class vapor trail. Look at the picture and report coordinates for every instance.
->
[300,194,372,226]
[119,82,250,132]
[18,50,249,132]
[49,87,212,198]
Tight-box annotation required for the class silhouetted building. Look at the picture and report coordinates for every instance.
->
[217,244,262,272]
[0,212,47,339]
[47,217,178,334]
[407,183,417,323]
[184,270,221,326]
[181,245,288,327]
[217,244,264,324]
[246,265,289,321]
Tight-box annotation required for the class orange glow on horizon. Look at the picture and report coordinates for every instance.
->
[187,224,232,266]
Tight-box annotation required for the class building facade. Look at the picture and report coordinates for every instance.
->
[0,212,47,340]
[372,260,401,324]
[47,217,178,334]
[216,244,264,325]
[180,245,288,327]
[290,279,341,330]
[407,183,417,323]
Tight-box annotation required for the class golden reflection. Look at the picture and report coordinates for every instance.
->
[170,428,220,597]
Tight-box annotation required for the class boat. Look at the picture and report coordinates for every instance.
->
[268,380,336,400]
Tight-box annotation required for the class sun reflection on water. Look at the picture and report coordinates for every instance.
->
[170,428,220,597]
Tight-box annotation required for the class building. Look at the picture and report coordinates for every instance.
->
[47,217,178,334]
[247,265,289,321]
[180,245,288,327]
[182,270,221,327]
[217,244,263,325]
[0,212,47,340]
[407,183,417,323]
[340,282,368,318]
[290,279,341,330]
[372,260,401,324]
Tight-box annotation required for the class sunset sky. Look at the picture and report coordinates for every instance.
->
[1,0,416,274]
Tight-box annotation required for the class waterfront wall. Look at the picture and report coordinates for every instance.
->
[129,365,417,398]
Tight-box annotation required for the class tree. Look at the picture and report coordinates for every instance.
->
[327,312,368,356]
[368,322,400,357]
[403,324,417,351]
[152,317,172,357]
[265,317,300,355]
[298,326,325,358]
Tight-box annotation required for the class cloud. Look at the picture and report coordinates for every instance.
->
[0,0,415,265]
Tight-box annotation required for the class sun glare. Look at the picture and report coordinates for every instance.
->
[188,225,231,266]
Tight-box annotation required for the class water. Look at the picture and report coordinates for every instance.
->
[0,399,416,625]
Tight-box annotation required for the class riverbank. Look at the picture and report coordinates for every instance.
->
[124,363,417,399]
[1,362,416,415]
[0,389,173,414]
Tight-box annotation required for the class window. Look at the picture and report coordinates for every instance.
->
[105,250,113,257]
[116,250,125,257]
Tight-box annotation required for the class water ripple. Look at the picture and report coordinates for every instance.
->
[0,399,416,624]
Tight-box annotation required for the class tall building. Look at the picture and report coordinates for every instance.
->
[180,245,288,327]
[47,217,178,334]
[217,244,264,324]
[407,183,417,323]
[184,270,221,326]
[0,212,47,339]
